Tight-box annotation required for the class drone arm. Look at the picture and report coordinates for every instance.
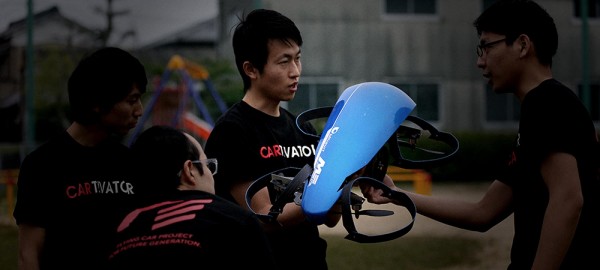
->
[245,166,316,227]
[342,177,416,243]
[389,115,460,169]
[233,178,289,230]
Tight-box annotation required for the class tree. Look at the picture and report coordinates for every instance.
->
[94,0,135,47]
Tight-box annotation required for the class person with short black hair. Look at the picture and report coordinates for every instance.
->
[361,1,600,269]
[107,125,276,269]
[14,47,148,270]
[204,9,340,270]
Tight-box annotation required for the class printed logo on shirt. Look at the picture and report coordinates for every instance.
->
[506,133,520,167]
[109,199,213,258]
[65,180,135,198]
[109,232,201,259]
[117,199,214,232]
[507,151,517,166]
[259,144,316,159]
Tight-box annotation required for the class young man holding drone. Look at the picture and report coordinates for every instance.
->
[362,1,600,269]
[204,9,341,270]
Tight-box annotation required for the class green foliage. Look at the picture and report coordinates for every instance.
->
[198,58,243,108]
[428,132,516,182]
[35,46,79,108]
[32,46,85,141]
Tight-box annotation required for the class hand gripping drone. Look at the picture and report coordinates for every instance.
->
[245,82,459,243]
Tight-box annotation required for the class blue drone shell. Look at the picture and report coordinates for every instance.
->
[301,82,416,224]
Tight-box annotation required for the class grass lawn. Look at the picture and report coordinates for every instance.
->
[0,224,17,270]
[324,234,483,269]
[0,224,483,270]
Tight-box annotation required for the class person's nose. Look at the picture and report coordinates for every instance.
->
[290,60,301,78]
[134,100,143,117]
[476,56,485,69]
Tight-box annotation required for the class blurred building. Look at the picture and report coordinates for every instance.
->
[0,6,98,144]
[0,7,97,168]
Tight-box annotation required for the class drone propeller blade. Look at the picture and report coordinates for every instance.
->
[396,139,447,155]
[355,209,394,217]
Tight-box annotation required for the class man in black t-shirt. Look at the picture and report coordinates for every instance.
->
[107,125,275,269]
[14,47,148,270]
[361,1,600,269]
[204,9,341,270]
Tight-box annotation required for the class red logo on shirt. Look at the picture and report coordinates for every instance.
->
[117,199,213,232]
[259,144,316,159]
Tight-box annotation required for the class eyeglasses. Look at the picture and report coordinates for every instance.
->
[177,158,218,177]
[191,158,218,175]
[476,38,506,57]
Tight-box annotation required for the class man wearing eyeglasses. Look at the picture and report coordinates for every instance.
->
[361,1,599,269]
[107,125,276,269]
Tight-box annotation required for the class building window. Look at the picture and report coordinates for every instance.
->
[288,81,340,115]
[385,0,436,14]
[391,83,439,121]
[578,83,600,121]
[574,0,600,18]
[485,85,520,122]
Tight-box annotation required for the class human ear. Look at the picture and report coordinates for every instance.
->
[181,160,196,185]
[243,61,258,79]
[517,35,530,56]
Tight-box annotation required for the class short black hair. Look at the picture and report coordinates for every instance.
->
[130,125,201,194]
[232,9,302,92]
[68,47,147,124]
[473,0,557,66]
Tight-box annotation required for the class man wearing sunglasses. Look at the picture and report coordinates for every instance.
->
[107,125,275,269]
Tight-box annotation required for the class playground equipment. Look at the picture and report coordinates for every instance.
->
[0,169,18,224]
[128,55,227,145]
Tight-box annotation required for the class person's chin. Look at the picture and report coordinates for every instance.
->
[487,79,511,94]
[126,121,139,130]
[113,127,132,137]
[284,92,296,101]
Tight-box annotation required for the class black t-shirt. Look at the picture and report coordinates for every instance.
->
[497,79,600,269]
[204,101,328,270]
[106,190,276,269]
[13,131,138,270]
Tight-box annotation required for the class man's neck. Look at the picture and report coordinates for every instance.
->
[66,122,110,147]
[515,65,553,102]
[242,92,281,117]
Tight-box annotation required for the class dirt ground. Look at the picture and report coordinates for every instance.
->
[319,181,514,270]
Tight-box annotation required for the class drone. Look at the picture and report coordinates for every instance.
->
[246,82,459,243]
